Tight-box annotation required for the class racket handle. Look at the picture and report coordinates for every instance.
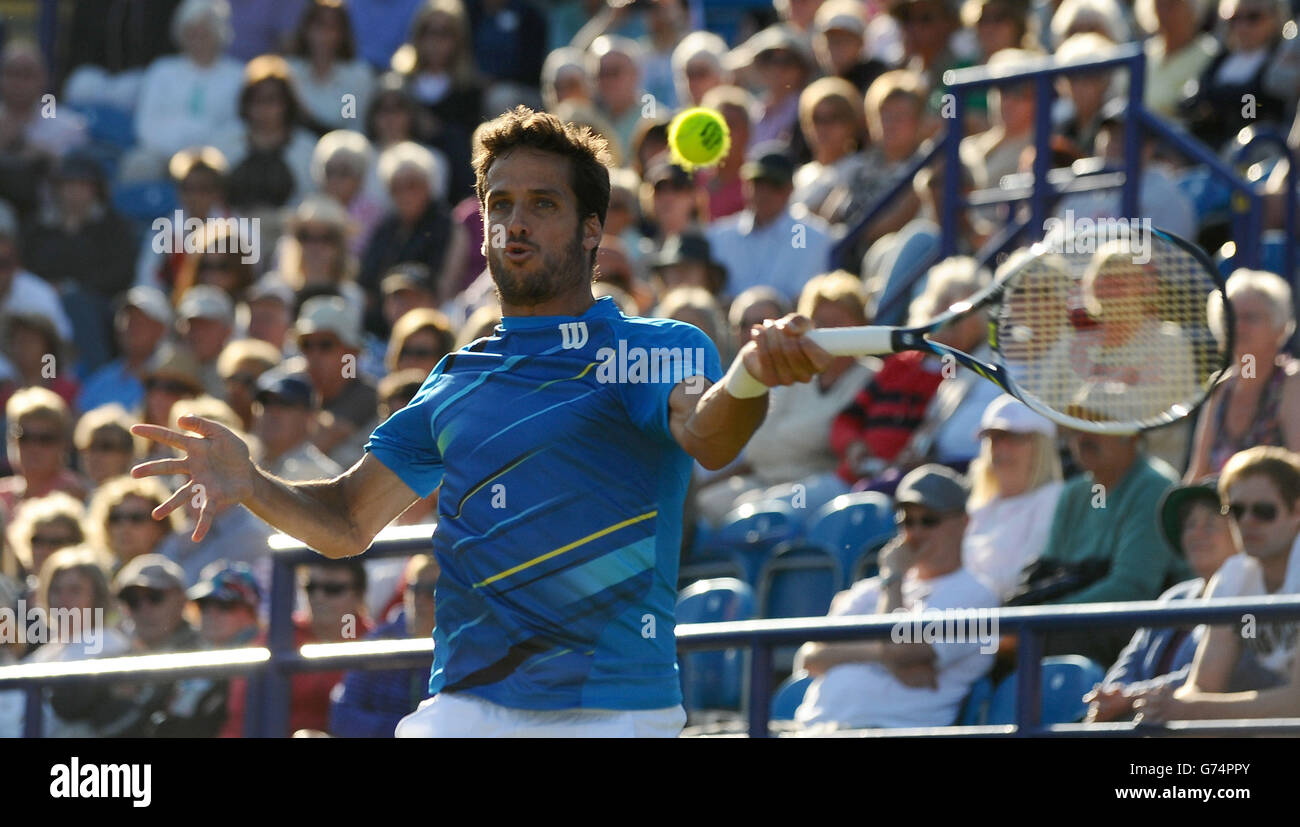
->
[805,326,899,356]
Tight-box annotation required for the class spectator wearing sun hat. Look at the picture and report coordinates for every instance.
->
[961,395,1066,602]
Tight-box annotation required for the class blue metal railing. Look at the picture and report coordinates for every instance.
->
[677,594,1300,738]
[833,43,1297,327]
[4,518,1300,738]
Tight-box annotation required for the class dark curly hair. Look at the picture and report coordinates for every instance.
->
[472,105,614,269]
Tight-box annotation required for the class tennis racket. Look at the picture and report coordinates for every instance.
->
[805,225,1233,434]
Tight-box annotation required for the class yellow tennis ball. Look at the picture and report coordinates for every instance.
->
[667,107,731,171]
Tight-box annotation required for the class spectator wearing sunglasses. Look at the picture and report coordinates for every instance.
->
[1132,447,1300,722]
[386,307,455,378]
[57,555,201,737]
[0,387,87,516]
[1085,476,1238,723]
[74,405,139,489]
[148,560,263,737]
[139,343,205,436]
[217,338,285,432]
[22,547,130,737]
[294,295,379,469]
[87,476,184,574]
[221,557,373,736]
[794,465,999,730]
[331,554,439,736]
[252,370,343,482]
[2,491,86,592]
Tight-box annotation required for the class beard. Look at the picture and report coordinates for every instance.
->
[488,224,591,308]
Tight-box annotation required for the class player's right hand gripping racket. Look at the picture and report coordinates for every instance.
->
[805,226,1233,434]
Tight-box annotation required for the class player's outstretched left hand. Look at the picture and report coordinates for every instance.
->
[741,313,835,387]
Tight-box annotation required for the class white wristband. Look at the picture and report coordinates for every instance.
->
[723,359,769,399]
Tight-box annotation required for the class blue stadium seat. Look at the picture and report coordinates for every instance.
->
[806,492,896,584]
[112,180,179,222]
[769,671,813,721]
[758,542,842,619]
[676,578,755,711]
[70,102,137,149]
[715,500,801,584]
[678,544,746,589]
[758,542,842,673]
[955,674,995,725]
[987,656,1106,726]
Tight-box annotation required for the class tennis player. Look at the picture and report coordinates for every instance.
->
[131,106,833,737]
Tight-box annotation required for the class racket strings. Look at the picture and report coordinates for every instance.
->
[995,235,1225,429]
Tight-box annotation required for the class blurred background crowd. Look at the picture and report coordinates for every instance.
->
[0,0,1299,737]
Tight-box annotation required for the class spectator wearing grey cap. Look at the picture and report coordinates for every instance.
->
[48,553,203,737]
[794,464,999,730]
[252,370,343,482]
[76,286,172,415]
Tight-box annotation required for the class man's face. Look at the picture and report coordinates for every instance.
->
[383,286,436,328]
[299,332,350,389]
[684,56,722,106]
[181,316,232,361]
[198,599,256,645]
[897,503,966,562]
[1064,428,1135,476]
[819,28,864,74]
[744,177,791,225]
[302,566,363,635]
[1225,474,1300,562]
[482,147,599,308]
[119,305,167,360]
[253,398,311,457]
[597,52,639,112]
[9,414,65,478]
[122,586,186,648]
[1,50,42,110]
[403,561,440,638]
[48,570,95,613]
[1180,500,1238,582]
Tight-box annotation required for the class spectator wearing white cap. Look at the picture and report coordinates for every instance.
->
[177,285,236,398]
[294,295,379,468]
[962,395,1065,602]
[670,31,730,109]
[813,0,889,94]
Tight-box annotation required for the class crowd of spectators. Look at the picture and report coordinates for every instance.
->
[0,0,1299,736]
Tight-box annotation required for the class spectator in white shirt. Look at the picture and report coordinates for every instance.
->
[286,0,376,132]
[1133,446,1300,722]
[706,147,836,302]
[129,0,244,178]
[794,465,999,730]
[962,395,1065,602]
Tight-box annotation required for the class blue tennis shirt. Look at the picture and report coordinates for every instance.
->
[365,296,723,710]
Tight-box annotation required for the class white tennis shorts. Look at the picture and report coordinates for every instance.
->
[394,692,686,738]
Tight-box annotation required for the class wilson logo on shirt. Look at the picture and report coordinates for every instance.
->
[559,322,589,349]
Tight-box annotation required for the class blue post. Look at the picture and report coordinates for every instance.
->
[1015,630,1043,736]
[747,642,773,738]
[1030,73,1055,234]
[23,687,43,738]
[261,556,298,737]
[1120,50,1144,221]
[940,85,965,259]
